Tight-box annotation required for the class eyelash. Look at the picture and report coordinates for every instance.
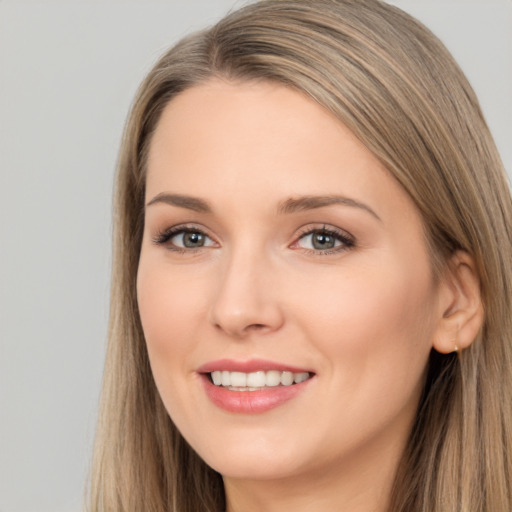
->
[152,225,214,253]
[293,225,355,255]
[151,224,355,255]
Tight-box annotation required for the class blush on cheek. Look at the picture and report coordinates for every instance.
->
[137,270,208,369]
[296,261,433,362]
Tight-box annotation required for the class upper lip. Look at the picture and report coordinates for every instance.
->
[197,358,313,374]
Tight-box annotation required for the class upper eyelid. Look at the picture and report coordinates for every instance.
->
[294,224,354,241]
[152,224,217,245]
[151,222,355,247]
[158,223,212,236]
[290,225,356,252]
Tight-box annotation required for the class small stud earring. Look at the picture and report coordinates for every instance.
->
[453,344,459,353]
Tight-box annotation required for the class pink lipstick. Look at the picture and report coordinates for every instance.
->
[197,359,314,414]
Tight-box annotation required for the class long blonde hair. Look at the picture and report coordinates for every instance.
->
[88,1,512,510]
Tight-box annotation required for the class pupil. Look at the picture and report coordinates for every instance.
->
[183,232,204,247]
[313,232,335,250]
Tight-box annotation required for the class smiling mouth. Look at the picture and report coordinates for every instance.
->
[208,370,313,391]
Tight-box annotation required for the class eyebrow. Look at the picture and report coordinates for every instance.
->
[277,195,381,221]
[146,193,212,213]
[146,192,381,221]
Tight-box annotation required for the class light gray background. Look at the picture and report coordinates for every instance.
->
[0,1,510,511]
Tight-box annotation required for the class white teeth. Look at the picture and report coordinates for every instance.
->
[210,370,311,388]
[294,372,309,384]
[266,370,281,387]
[221,370,231,386]
[281,371,294,386]
[247,371,266,387]
[230,372,247,387]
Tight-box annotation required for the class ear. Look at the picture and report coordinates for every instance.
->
[433,251,484,354]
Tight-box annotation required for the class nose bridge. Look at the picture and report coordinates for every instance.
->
[210,239,283,337]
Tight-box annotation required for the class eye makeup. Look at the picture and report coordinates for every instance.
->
[291,225,355,256]
[151,221,355,257]
[152,224,217,253]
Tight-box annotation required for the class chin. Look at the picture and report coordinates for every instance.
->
[208,434,329,484]
[205,453,305,481]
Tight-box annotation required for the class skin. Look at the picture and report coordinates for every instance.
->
[137,79,481,512]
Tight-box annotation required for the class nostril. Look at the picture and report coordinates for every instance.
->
[213,321,269,337]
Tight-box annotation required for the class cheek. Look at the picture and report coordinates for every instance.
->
[292,256,436,384]
[285,260,436,455]
[136,259,206,370]
[136,258,213,433]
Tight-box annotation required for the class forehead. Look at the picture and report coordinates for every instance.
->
[145,79,418,227]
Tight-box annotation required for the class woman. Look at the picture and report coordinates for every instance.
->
[89,1,512,511]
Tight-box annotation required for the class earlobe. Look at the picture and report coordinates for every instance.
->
[432,251,484,354]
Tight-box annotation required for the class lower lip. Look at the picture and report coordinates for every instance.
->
[200,375,312,414]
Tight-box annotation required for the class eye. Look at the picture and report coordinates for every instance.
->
[294,226,354,254]
[152,226,217,251]
[173,231,211,248]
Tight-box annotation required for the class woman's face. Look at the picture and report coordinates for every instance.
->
[137,80,446,483]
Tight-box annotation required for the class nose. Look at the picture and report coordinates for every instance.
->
[209,248,285,339]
